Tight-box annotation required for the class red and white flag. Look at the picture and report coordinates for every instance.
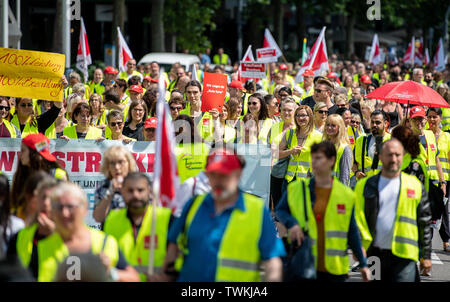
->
[238,45,254,83]
[414,37,424,65]
[368,34,381,65]
[424,48,430,66]
[295,27,329,83]
[153,69,180,213]
[434,38,446,72]
[263,28,283,59]
[117,27,134,73]
[76,18,92,83]
[403,36,415,66]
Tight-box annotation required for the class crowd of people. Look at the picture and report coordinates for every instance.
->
[0,52,450,282]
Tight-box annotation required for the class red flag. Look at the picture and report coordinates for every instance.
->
[368,34,381,65]
[295,27,329,83]
[76,18,92,83]
[424,48,430,66]
[414,38,424,65]
[117,27,134,73]
[434,38,445,71]
[263,28,283,58]
[153,69,180,212]
[402,37,415,66]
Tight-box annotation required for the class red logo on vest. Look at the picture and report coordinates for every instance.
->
[337,204,346,214]
[144,235,158,249]
[203,119,210,126]
[430,144,436,152]
[407,189,415,198]
[349,136,355,144]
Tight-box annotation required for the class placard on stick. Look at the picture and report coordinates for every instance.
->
[240,62,266,79]
[201,72,227,112]
[256,47,278,63]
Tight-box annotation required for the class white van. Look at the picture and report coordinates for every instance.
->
[138,52,200,73]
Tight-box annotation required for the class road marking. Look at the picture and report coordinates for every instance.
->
[431,252,443,265]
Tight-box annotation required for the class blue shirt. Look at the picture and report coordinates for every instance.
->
[201,54,211,64]
[168,191,286,282]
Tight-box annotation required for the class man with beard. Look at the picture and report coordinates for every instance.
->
[355,139,432,281]
[160,148,285,282]
[353,110,392,181]
[103,172,172,282]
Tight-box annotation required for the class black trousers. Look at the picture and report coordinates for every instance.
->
[368,247,419,282]
[270,175,285,210]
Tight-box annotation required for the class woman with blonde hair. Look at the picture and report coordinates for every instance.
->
[89,93,107,130]
[278,105,323,190]
[93,145,137,224]
[313,102,328,133]
[323,114,352,185]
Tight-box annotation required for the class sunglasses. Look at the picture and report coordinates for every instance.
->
[248,102,259,106]
[20,103,33,107]
[0,105,10,111]
[336,104,347,108]
[317,110,328,115]
[315,89,326,93]
[351,120,361,125]
[110,121,123,127]
[170,106,183,111]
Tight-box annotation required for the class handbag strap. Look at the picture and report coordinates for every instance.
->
[361,135,367,173]
[287,128,294,148]
[302,180,309,233]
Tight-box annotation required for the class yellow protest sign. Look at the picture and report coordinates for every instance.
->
[0,48,65,102]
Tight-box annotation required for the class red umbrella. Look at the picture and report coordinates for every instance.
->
[366,80,450,108]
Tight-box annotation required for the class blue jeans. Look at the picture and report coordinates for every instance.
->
[368,247,419,282]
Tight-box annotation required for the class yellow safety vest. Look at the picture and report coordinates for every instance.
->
[347,125,359,150]
[16,224,38,268]
[332,143,349,179]
[287,178,355,275]
[1,119,17,138]
[37,227,119,282]
[103,206,171,281]
[197,112,214,141]
[442,108,450,132]
[354,133,391,176]
[62,125,103,139]
[419,130,438,180]
[436,131,450,181]
[11,115,38,138]
[298,83,314,100]
[64,85,90,100]
[177,193,264,281]
[285,130,323,182]
[175,143,210,183]
[213,54,229,65]
[45,123,56,139]
[119,70,143,81]
[401,153,429,192]
[354,173,422,261]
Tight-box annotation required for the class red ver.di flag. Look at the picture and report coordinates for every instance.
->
[201,72,227,112]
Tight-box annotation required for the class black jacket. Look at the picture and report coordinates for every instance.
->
[361,173,432,260]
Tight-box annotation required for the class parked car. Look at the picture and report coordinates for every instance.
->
[138,52,200,74]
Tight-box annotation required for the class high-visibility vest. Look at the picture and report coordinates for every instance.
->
[441,108,450,132]
[347,126,359,150]
[197,112,214,141]
[242,93,251,116]
[92,111,108,127]
[436,131,450,181]
[176,193,264,281]
[213,53,229,65]
[1,119,17,138]
[64,85,90,100]
[285,130,323,182]
[176,143,210,183]
[401,152,429,192]
[268,121,295,146]
[354,133,391,175]
[298,83,314,100]
[37,227,119,282]
[63,125,103,139]
[104,206,171,281]
[419,130,439,180]
[332,143,349,179]
[16,224,38,268]
[11,115,38,138]
[45,123,56,139]
[119,70,143,81]
[354,172,422,261]
[287,178,354,275]
[257,119,274,144]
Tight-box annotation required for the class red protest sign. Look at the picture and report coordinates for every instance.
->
[256,47,277,63]
[201,72,227,112]
[240,62,266,79]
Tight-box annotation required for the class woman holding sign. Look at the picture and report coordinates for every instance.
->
[10,97,62,138]
[0,97,21,138]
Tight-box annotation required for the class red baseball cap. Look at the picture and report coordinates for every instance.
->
[150,78,159,84]
[22,133,56,162]
[361,75,372,84]
[104,66,119,75]
[228,80,246,91]
[144,117,158,129]
[410,106,426,119]
[302,69,314,77]
[129,85,143,93]
[327,72,338,78]
[143,76,152,82]
[279,64,288,70]
[205,149,242,175]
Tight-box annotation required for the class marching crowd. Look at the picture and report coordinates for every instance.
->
[0,52,450,282]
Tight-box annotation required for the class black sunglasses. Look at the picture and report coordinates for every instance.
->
[0,105,10,111]
[317,110,328,115]
[20,103,33,107]
[248,102,259,106]
[110,121,123,127]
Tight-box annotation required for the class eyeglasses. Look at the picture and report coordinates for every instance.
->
[350,120,361,125]
[295,114,309,118]
[110,121,123,127]
[315,89,326,93]
[317,110,328,115]
[20,103,33,108]
[326,124,338,128]
[52,203,82,213]
[248,102,259,106]
[0,105,10,111]
[336,104,347,108]
[170,106,183,111]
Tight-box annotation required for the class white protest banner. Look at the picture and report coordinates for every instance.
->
[240,62,266,79]
[1,139,272,228]
[256,47,278,63]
